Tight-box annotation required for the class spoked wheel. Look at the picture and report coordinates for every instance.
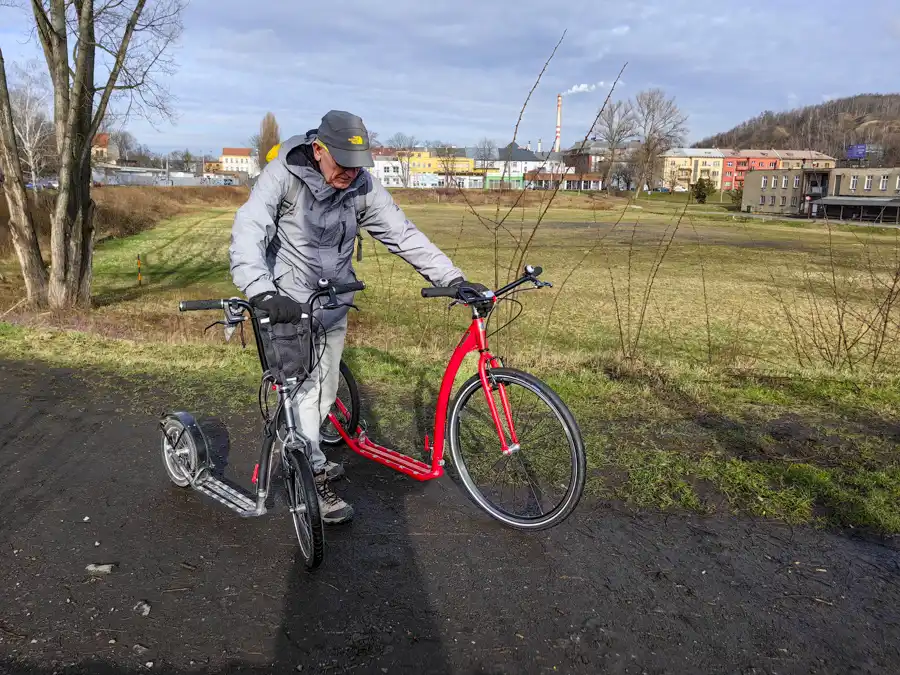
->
[320,360,360,446]
[284,448,324,569]
[160,416,202,488]
[448,368,586,530]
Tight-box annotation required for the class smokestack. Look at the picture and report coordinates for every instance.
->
[538,138,542,153]
[555,94,562,153]
[526,140,532,150]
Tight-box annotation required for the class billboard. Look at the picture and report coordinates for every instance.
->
[847,144,867,160]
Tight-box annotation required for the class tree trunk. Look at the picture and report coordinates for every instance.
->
[0,47,48,306]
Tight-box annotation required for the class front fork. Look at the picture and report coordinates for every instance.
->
[477,353,520,455]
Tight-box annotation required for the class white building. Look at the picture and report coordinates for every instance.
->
[371,156,404,187]
[220,147,260,178]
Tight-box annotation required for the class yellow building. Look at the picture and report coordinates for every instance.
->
[399,149,474,175]
[661,149,725,190]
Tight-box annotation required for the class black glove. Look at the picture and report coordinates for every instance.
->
[448,277,490,295]
[250,293,310,324]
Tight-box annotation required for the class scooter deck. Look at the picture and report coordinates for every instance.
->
[338,422,443,481]
[193,470,262,517]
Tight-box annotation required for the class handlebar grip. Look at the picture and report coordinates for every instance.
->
[421,287,459,298]
[332,281,366,295]
[525,265,543,277]
[179,299,224,312]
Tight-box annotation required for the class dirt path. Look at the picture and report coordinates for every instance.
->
[1,359,898,674]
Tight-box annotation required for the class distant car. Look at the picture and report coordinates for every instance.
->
[673,185,688,193]
[652,187,671,193]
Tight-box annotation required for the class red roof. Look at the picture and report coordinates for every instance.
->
[222,147,252,157]
[93,133,109,149]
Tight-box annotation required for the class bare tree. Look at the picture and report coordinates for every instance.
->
[387,132,418,187]
[257,112,279,168]
[109,129,137,162]
[592,100,636,194]
[0,0,185,308]
[632,89,688,198]
[430,143,460,187]
[8,61,53,188]
[474,137,496,171]
[368,130,381,148]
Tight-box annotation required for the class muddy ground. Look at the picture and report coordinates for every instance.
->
[1,359,898,674]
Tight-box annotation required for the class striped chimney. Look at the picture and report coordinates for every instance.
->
[554,94,562,153]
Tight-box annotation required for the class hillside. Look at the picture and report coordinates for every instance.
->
[694,93,900,164]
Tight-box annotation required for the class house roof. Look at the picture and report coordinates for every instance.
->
[534,151,565,162]
[498,143,540,162]
[775,149,835,161]
[464,147,500,160]
[93,133,109,149]
[664,148,725,158]
[222,147,252,157]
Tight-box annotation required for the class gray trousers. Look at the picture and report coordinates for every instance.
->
[288,317,347,472]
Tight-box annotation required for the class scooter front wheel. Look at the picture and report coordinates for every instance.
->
[284,449,324,569]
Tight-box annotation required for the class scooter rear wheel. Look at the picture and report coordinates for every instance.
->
[284,449,324,569]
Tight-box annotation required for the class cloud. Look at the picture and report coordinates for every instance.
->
[0,0,896,151]
[562,82,606,96]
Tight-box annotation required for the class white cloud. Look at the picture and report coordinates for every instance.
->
[611,25,630,35]
[562,81,606,96]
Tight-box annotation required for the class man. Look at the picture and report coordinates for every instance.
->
[229,110,483,525]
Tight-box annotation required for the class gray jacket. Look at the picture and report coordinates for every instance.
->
[229,133,463,329]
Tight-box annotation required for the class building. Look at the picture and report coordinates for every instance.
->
[720,149,780,191]
[662,149,725,190]
[220,148,260,178]
[741,168,831,216]
[203,159,222,173]
[810,167,900,222]
[525,170,600,191]
[91,133,120,164]
[775,150,835,170]
[826,167,900,197]
[371,156,404,188]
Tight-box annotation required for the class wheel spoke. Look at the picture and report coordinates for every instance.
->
[452,372,583,528]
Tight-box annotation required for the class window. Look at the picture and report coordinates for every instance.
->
[791,196,798,206]
[759,196,765,205]
[712,171,719,177]
[702,160,708,166]
[880,175,889,191]
[726,171,732,177]
[850,175,858,190]
[727,161,734,167]
[770,161,776,168]
[724,181,732,188]
[781,196,787,206]
[782,176,788,188]
[761,176,768,189]
[794,175,801,188]
[865,175,873,191]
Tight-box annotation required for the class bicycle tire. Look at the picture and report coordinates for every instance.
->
[284,449,324,569]
[320,360,360,446]
[448,368,586,531]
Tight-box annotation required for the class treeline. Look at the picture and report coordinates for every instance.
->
[695,94,900,164]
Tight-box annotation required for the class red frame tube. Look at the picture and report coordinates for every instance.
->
[330,315,521,480]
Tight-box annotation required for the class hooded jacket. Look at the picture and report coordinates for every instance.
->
[229,132,463,329]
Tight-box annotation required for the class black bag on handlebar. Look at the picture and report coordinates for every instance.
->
[259,318,314,385]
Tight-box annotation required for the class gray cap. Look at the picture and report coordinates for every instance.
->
[315,110,374,168]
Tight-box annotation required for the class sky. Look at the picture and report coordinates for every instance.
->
[2,0,899,155]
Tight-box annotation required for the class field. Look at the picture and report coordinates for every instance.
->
[2,189,899,534]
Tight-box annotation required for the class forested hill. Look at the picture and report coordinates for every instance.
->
[694,93,900,164]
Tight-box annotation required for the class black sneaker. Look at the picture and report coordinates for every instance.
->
[314,472,354,524]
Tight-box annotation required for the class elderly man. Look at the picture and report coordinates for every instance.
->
[229,110,484,524]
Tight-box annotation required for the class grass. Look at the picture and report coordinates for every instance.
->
[2,191,900,535]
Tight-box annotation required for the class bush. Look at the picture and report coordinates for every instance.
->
[0,186,249,257]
